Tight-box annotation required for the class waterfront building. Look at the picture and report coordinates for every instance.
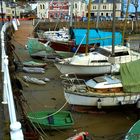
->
[0,1,30,19]
[0,1,6,19]
[72,0,87,19]
[36,0,87,20]
[90,0,122,18]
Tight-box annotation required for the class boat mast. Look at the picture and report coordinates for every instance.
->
[122,0,130,45]
[85,0,92,56]
[96,0,101,28]
[70,0,73,27]
[69,0,74,39]
[111,0,116,56]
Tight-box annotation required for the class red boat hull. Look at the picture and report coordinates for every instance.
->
[39,39,94,53]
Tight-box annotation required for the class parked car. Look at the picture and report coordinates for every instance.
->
[80,16,88,22]
[99,16,106,21]
[106,16,113,21]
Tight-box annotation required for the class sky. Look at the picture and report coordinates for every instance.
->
[126,1,140,13]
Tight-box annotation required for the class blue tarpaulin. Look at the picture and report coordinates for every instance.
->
[72,29,122,46]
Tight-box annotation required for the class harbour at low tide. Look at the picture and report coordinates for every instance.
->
[2,20,140,140]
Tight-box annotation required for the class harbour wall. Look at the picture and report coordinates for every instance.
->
[33,19,140,37]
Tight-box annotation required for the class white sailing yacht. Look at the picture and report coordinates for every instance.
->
[61,71,140,107]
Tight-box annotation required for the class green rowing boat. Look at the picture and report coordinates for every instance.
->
[125,120,140,140]
[27,110,74,130]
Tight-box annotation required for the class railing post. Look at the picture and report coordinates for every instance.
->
[4,55,24,140]
[1,22,24,140]
[2,55,8,104]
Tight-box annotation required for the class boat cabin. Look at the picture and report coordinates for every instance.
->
[85,75,123,93]
[95,46,140,64]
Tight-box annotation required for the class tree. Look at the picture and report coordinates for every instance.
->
[130,0,139,20]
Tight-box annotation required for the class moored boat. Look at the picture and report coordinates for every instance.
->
[27,110,74,130]
[62,74,140,108]
[125,120,140,140]
[61,59,140,108]
[39,28,122,54]
[55,46,140,75]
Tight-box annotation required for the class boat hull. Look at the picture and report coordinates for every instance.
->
[55,51,74,58]
[28,110,74,130]
[55,62,113,75]
[64,92,140,107]
[48,40,93,53]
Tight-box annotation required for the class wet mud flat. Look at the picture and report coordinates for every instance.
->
[11,20,140,140]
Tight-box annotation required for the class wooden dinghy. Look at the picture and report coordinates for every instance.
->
[27,110,74,130]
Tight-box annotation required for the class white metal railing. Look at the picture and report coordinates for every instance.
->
[1,21,24,140]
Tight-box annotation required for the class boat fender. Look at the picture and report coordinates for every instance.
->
[72,47,77,52]
[137,100,140,109]
[97,99,102,109]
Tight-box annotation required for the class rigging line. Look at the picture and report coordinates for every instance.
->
[27,100,68,120]
[73,34,86,56]
[15,93,48,139]
[29,119,49,140]
[24,99,70,137]
[22,80,68,120]
[22,100,50,139]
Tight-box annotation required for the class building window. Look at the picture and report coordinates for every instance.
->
[55,13,58,18]
[103,5,106,9]
[75,3,77,9]
[40,5,42,9]
[60,13,63,18]
[101,13,103,16]
[106,13,108,16]
[93,6,96,9]
[43,4,45,9]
